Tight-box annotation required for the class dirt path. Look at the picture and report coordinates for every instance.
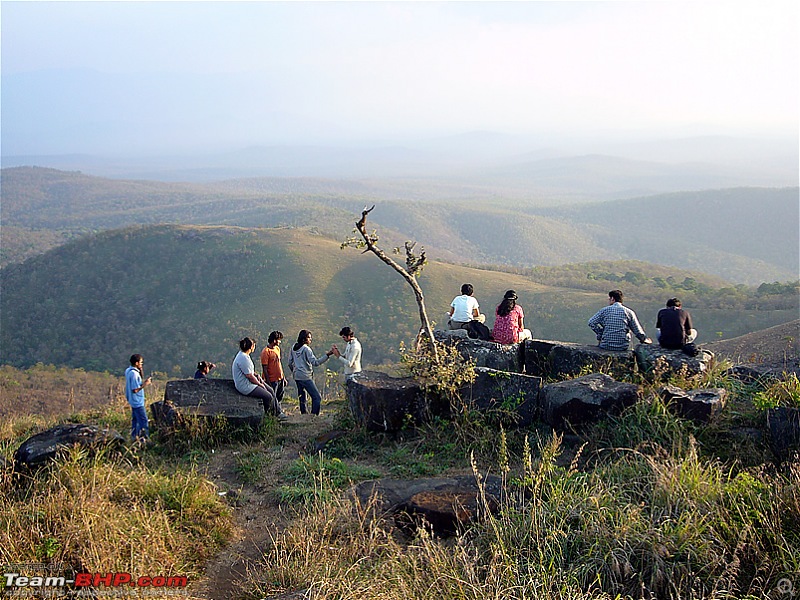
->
[193,406,339,600]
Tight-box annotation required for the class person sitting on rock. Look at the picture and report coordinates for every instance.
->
[232,337,287,420]
[588,289,652,351]
[492,290,532,344]
[656,297,697,350]
[447,283,486,331]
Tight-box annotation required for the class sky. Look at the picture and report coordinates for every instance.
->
[1,1,798,156]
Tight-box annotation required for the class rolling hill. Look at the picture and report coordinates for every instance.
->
[2,167,797,286]
[1,225,796,377]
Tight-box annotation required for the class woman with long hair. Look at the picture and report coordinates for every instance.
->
[492,290,532,344]
[288,330,333,415]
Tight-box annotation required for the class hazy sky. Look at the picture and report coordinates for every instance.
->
[2,1,798,155]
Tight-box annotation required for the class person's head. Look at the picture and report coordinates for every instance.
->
[239,337,256,353]
[461,283,474,296]
[608,290,624,304]
[268,331,283,345]
[196,360,212,373]
[339,326,354,341]
[129,354,143,367]
[497,290,518,317]
[666,298,682,308]
[296,330,312,346]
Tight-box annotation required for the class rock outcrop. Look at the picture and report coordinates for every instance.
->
[14,424,125,469]
[767,407,800,463]
[346,371,425,432]
[458,367,541,427]
[524,339,635,379]
[658,385,728,422]
[635,345,714,379]
[539,373,641,429]
[352,475,503,537]
[434,329,525,372]
[152,378,265,430]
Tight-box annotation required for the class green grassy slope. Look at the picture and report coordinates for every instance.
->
[1,225,797,378]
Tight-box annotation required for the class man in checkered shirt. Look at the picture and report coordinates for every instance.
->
[588,289,652,351]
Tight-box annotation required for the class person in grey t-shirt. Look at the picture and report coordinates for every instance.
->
[288,329,334,415]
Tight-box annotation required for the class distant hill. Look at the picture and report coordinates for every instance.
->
[1,225,796,376]
[1,167,797,284]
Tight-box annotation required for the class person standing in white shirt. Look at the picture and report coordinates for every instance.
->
[333,326,362,378]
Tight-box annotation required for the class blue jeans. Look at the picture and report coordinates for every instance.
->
[131,405,149,440]
[295,379,322,415]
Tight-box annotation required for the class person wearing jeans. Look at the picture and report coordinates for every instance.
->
[125,354,152,441]
[288,329,333,415]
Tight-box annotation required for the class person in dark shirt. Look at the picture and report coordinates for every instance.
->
[194,360,216,379]
[656,298,697,349]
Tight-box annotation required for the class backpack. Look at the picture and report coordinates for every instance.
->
[466,320,492,341]
[681,342,699,357]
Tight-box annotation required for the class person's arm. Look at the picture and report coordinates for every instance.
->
[629,310,651,343]
[588,310,604,338]
[309,346,331,367]
[684,311,694,336]
[339,343,360,368]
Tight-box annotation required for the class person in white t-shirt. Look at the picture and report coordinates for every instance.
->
[447,283,486,330]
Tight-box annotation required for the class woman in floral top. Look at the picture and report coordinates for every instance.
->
[492,290,532,344]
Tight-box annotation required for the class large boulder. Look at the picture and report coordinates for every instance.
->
[14,424,125,469]
[767,407,800,463]
[458,368,542,427]
[434,329,525,372]
[352,475,503,537]
[524,339,635,379]
[634,345,714,380]
[658,385,728,422]
[346,371,425,432]
[154,378,265,429]
[540,373,642,429]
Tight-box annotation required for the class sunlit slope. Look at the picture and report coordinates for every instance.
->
[1,225,796,376]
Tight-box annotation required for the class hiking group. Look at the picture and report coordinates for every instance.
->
[126,287,697,441]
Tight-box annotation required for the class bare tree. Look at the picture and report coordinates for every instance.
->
[341,205,438,361]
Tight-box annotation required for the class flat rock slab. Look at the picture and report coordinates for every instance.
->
[524,339,634,379]
[459,368,542,427]
[540,373,641,429]
[658,385,728,421]
[157,378,264,429]
[634,345,714,379]
[352,475,503,537]
[14,423,125,469]
[434,329,524,372]
[767,407,800,463]
[346,371,425,432]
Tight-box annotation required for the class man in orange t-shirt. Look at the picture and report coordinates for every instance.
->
[260,331,287,405]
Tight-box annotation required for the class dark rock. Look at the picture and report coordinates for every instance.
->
[458,368,541,426]
[540,373,641,429]
[352,475,503,537]
[724,365,778,385]
[634,345,714,380]
[658,385,728,421]
[434,329,524,372]
[158,379,264,429]
[312,430,348,453]
[346,371,425,432]
[524,339,634,379]
[14,424,125,469]
[767,407,800,463]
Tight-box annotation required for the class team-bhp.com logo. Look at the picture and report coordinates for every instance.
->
[4,571,188,591]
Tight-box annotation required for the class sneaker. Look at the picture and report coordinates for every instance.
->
[277,413,289,421]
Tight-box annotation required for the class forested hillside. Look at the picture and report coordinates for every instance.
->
[1,225,796,377]
[1,167,797,285]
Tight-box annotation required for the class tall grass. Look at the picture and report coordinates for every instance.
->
[243,417,800,600]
